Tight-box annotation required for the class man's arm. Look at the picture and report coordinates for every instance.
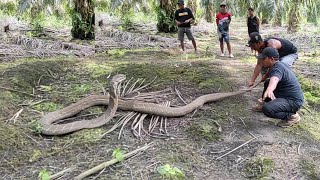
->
[263,76,280,100]
[256,16,260,28]
[248,60,263,86]
[175,11,181,25]
[216,14,219,25]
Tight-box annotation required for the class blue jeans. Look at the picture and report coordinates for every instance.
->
[262,79,303,120]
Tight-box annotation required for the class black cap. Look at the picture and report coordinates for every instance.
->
[248,32,262,46]
[177,0,184,4]
[257,47,279,59]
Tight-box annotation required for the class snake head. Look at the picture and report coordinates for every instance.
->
[110,74,126,97]
[112,74,126,83]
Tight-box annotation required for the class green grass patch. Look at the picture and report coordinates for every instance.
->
[68,128,104,144]
[298,76,320,105]
[244,157,274,179]
[3,59,68,91]
[0,124,29,151]
[299,159,319,180]
[187,119,221,141]
[85,63,113,78]
[33,101,62,112]
[115,63,231,91]
[240,55,257,64]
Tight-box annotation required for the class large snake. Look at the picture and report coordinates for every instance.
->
[39,74,251,135]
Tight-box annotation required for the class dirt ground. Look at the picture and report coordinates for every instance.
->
[0,18,320,180]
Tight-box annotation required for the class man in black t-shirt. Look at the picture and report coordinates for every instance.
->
[248,32,298,87]
[247,7,260,55]
[175,0,197,53]
[247,7,260,35]
[254,47,304,127]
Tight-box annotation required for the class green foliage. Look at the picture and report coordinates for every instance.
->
[157,164,185,179]
[38,169,50,180]
[156,2,178,33]
[0,1,17,15]
[33,102,61,112]
[96,0,109,12]
[29,120,44,134]
[73,84,92,94]
[112,148,125,161]
[71,11,93,36]
[244,157,274,179]
[107,49,126,58]
[120,11,134,30]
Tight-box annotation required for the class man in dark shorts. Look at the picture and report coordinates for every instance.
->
[248,32,298,87]
[216,2,233,58]
[175,0,197,53]
[256,47,304,127]
[247,7,260,54]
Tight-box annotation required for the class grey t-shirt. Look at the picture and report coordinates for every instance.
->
[269,62,304,104]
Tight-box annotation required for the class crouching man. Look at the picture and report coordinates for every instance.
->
[257,47,304,127]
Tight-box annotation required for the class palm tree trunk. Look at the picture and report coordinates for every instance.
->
[273,0,282,26]
[205,0,213,23]
[71,0,95,40]
[187,0,197,20]
[157,0,178,33]
[287,0,301,32]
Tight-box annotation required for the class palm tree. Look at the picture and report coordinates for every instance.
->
[187,0,197,19]
[156,0,178,32]
[201,0,213,23]
[71,0,95,39]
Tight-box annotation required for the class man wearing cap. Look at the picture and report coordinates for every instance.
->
[216,2,233,58]
[248,32,298,87]
[175,0,197,53]
[256,47,303,127]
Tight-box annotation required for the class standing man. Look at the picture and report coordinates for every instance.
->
[216,2,233,58]
[175,0,197,53]
[247,7,260,54]
[247,7,260,35]
[255,47,304,127]
[248,32,298,87]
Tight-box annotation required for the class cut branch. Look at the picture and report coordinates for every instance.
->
[74,143,154,180]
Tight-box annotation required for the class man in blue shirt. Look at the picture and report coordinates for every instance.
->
[255,47,304,127]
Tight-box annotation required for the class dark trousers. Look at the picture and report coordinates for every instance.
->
[262,79,302,120]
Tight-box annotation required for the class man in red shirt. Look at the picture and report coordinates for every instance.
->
[216,2,233,58]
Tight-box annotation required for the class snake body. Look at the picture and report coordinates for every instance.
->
[39,74,125,135]
[39,74,248,135]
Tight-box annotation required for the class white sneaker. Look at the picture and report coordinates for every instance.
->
[220,53,225,57]
[229,54,234,58]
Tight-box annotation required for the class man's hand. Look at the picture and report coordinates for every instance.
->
[177,22,182,25]
[184,19,191,23]
[263,89,276,100]
[248,80,255,87]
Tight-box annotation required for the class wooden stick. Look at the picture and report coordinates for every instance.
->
[216,137,257,160]
[74,143,154,180]
[49,167,75,179]
[7,108,23,124]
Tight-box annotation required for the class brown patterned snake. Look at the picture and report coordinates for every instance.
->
[39,74,254,135]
